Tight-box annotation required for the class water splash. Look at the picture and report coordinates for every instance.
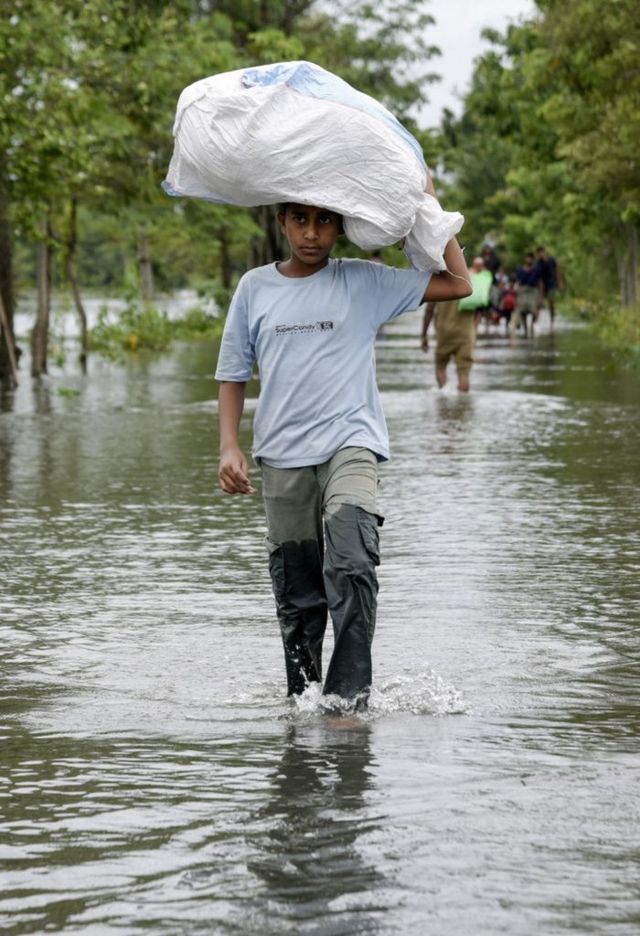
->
[289,669,467,720]
[369,669,468,716]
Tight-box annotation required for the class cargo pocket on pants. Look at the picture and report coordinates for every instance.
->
[356,509,381,567]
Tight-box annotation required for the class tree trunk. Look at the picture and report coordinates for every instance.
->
[0,293,18,388]
[615,242,627,307]
[251,205,284,267]
[31,220,52,378]
[617,223,639,308]
[219,229,232,289]
[627,224,638,308]
[65,198,88,371]
[138,231,154,302]
[0,169,17,387]
[264,205,283,262]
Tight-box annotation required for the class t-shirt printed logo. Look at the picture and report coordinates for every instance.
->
[275,320,334,336]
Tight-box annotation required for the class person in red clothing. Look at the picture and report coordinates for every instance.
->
[499,277,517,334]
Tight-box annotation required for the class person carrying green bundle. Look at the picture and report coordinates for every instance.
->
[420,256,490,392]
[459,256,494,333]
[420,296,476,393]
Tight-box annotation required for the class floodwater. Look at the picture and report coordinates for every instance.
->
[1,310,639,934]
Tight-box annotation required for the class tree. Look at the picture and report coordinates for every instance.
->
[4,0,444,375]
[531,0,640,305]
[440,1,640,310]
[0,0,73,379]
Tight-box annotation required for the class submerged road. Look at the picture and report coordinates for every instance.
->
[1,311,639,934]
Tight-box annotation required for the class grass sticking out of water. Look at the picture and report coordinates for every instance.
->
[89,301,224,358]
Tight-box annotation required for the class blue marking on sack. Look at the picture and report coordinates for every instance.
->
[241,61,425,166]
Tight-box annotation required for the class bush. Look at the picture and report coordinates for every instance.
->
[562,297,640,368]
[592,304,640,368]
[89,300,224,357]
[89,301,174,355]
[171,306,224,339]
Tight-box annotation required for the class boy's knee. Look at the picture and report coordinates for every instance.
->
[322,447,380,519]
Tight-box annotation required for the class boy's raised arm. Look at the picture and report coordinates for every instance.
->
[218,381,255,494]
[423,174,472,302]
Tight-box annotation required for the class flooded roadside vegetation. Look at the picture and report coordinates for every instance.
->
[2,314,639,935]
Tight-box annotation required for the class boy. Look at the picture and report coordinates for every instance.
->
[216,174,471,708]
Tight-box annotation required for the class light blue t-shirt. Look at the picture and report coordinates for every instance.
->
[215,258,430,468]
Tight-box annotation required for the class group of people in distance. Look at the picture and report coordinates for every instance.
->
[421,243,562,392]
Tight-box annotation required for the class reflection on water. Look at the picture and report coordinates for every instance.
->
[1,320,640,934]
[245,723,384,934]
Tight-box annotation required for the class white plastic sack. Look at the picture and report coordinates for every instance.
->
[162,61,463,272]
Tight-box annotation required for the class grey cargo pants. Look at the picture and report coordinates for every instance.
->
[261,447,381,701]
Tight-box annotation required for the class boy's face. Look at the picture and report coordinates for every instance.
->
[278,204,342,268]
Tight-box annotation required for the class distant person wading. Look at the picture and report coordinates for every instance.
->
[535,245,562,330]
[512,252,543,338]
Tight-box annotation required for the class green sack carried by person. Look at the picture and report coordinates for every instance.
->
[459,263,492,311]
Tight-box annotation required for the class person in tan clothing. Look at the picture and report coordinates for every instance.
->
[420,298,475,392]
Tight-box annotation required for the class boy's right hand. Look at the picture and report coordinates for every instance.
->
[219,445,255,495]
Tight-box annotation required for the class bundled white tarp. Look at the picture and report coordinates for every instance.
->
[162,61,463,272]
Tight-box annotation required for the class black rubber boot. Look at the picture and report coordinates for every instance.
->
[268,539,328,696]
[322,505,380,702]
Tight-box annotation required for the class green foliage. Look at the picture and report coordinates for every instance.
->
[88,256,225,359]
[593,306,640,369]
[171,306,225,340]
[89,301,175,355]
[298,1,439,116]
[246,27,304,62]
[8,0,638,368]
[440,1,640,363]
[7,0,441,310]
[89,299,224,357]
[211,285,235,316]
[562,299,640,370]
